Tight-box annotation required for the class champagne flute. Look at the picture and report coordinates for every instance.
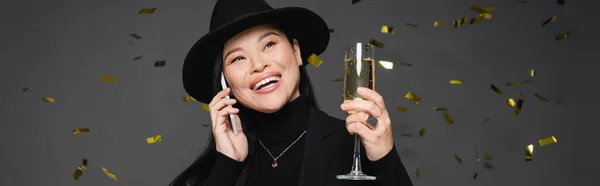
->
[336,42,376,181]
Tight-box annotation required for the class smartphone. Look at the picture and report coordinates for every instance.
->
[221,72,239,135]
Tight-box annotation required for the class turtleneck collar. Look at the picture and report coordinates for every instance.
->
[242,95,311,144]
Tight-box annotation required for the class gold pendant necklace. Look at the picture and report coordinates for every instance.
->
[258,130,307,168]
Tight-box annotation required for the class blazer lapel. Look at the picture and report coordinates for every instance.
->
[298,106,340,186]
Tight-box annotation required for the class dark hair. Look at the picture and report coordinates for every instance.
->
[170,30,319,186]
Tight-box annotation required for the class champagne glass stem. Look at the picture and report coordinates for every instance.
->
[351,134,362,173]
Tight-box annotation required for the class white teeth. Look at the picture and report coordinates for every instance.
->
[253,76,281,90]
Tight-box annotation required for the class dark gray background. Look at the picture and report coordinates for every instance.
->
[1,0,597,185]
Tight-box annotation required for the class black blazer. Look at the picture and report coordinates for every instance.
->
[234,106,413,186]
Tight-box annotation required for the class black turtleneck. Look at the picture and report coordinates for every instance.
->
[205,95,311,186]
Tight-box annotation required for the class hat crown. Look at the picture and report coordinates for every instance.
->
[210,0,273,31]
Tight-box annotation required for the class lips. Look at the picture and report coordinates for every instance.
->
[250,72,282,90]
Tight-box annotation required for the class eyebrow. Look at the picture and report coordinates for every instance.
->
[223,31,280,62]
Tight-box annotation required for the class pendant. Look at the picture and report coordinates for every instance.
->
[271,161,278,168]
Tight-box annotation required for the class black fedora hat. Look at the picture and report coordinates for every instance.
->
[182,0,330,104]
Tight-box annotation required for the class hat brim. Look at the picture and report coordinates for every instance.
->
[182,7,330,104]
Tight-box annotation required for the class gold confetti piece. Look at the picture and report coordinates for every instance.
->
[539,136,558,146]
[416,168,421,180]
[484,154,493,161]
[556,98,563,105]
[454,153,463,164]
[433,107,447,111]
[542,16,558,27]
[473,172,478,179]
[330,78,343,82]
[443,112,454,124]
[183,96,196,102]
[470,5,490,14]
[470,16,485,24]
[82,159,88,170]
[418,128,426,137]
[22,88,29,92]
[138,8,156,14]
[102,167,117,180]
[555,32,569,41]
[369,39,384,48]
[400,133,414,137]
[557,0,565,6]
[525,144,534,161]
[43,97,55,103]
[507,98,516,107]
[352,0,362,4]
[434,21,447,27]
[506,80,531,87]
[399,62,413,67]
[482,118,490,124]
[381,25,395,34]
[146,134,162,144]
[450,79,463,84]
[534,94,550,102]
[132,55,143,61]
[129,34,142,40]
[528,69,536,76]
[329,28,335,33]
[491,84,502,95]
[307,53,323,68]
[483,162,495,170]
[396,107,408,112]
[406,23,419,28]
[154,60,166,67]
[72,128,91,134]
[513,99,523,117]
[517,0,528,3]
[483,7,496,12]
[453,17,468,28]
[404,91,421,104]
[100,76,117,82]
[201,103,210,111]
[202,124,210,127]
[72,167,83,180]
[378,60,394,69]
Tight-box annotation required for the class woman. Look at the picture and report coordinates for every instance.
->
[173,0,413,185]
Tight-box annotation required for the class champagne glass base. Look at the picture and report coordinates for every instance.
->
[336,171,377,180]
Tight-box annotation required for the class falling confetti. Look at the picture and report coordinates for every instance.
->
[454,153,463,164]
[557,0,565,6]
[378,61,394,69]
[82,159,88,170]
[418,128,426,137]
[506,80,531,87]
[146,134,162,144]
[482,118,490,124]
[100,76,117,83]
[513,99,524,117]
[507,98,516,107]
[369,39,384,48]
[381,25,395,34]
[453,17,468,28]
[138,8,156,14]
[483,162,495,170]
[201,103,210,111]
[72,167,83,180]
[102,167,118,180]
[183,96,196,102]
[528,69,536,76]
[542,16,558,27]
[43,97,55,103]
[450,79,463,84]
[434,21,448,27]
[396,107,408,112]
[539,136,558,146]
[404,91,421,104]
[470,16,485,24]
[406,23,419,28]
[330,78,343,82]
[129,34,142,40]
[555,32,569,41]
[307,53,323,68]
[329,28,335,33]
[154,60,166,67]
[133,55,143,61]
[534,94,550,102]
[416,168,421,180]
[470,5,493,19]
[473,172,478,179]
[433,107,447,111]
[22,88,29,92]
[72,128,91,134]
[352,0,362,4]
[525,144,534,161]
[491,84,502,95]
[556,98,563,105]
[484,154,493,161]
[443,112,454,124]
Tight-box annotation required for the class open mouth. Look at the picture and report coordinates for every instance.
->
[252,76,281,90]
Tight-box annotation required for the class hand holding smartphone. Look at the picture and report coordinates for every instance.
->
[221,72,239,135]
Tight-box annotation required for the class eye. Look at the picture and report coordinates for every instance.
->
[264,41,276,50]
[231,56,245,63]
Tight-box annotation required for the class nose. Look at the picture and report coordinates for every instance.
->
[250,57,269,73]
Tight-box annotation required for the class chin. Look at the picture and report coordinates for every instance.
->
[252,97,287,113]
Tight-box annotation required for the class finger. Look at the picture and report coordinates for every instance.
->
[209,88,231,108]
[341,99,383,119]
[346,122,376,140]
[214,106,240,132]
[356,87,386,109]
[346,112,376,130]
[210,98,237,128]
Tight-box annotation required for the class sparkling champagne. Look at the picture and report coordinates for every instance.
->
[342,57,375,102]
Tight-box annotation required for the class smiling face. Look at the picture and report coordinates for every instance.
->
[222,24,303,113]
